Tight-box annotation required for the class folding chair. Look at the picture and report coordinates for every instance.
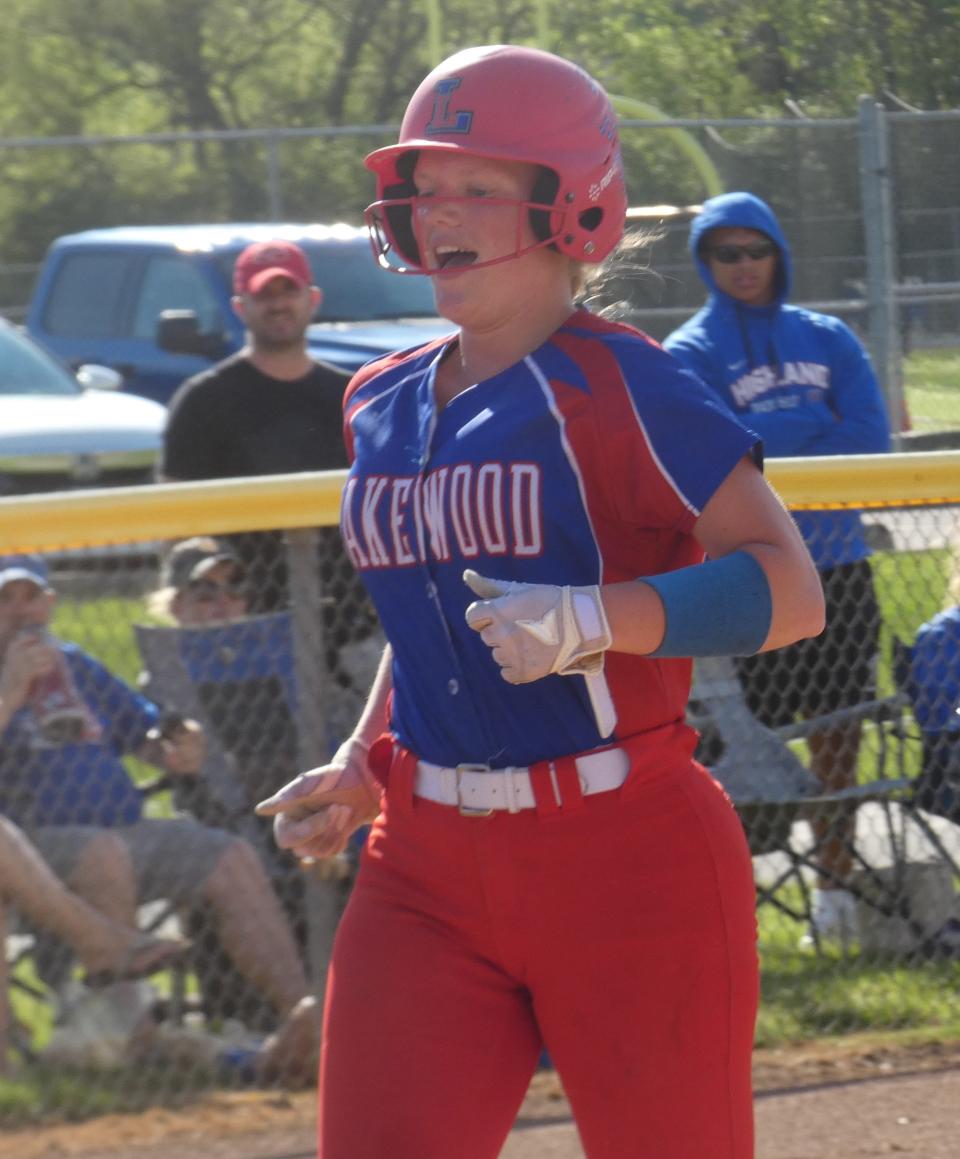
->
[135,614,297,831]
[691,656,960,953]
[690,657,822,929]
[134,614,352,1013]
[2,893,209,1069]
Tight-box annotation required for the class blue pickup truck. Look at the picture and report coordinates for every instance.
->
[25,223,450,405]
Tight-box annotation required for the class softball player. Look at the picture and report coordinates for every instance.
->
[258,45,824,1159]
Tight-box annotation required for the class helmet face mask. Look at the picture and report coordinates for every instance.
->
[364,46,627,276]
[364,191,566,276]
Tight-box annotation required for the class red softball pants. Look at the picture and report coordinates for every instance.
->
[318,740,758,1158]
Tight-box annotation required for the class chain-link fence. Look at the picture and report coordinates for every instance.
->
[1,463,959,1123]
[0,480,384,1117]
[1,105,959,438]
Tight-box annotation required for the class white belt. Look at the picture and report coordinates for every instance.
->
[414,747,630,815]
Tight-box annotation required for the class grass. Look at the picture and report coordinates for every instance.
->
[903,346,960,433]
[51,595,147,687]
[0,1056,219,1125]
[756,885,960,1046]
[872,546,950,695]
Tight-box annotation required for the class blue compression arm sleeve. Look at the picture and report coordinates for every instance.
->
[644,550,772,657]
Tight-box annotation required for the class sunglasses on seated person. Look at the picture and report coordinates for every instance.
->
[185,576,248,602]
[706,240,778,264]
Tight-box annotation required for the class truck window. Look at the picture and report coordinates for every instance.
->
[133,255,224,339]
[42,252,132,338]
[306,245,437,321]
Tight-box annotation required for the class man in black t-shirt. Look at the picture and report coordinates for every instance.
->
[162,240,355,615]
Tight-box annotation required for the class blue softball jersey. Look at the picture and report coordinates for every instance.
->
[340,309,759,768]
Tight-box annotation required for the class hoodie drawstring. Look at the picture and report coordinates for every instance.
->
[734,304,782,383]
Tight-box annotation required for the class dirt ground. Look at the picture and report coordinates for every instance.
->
[2,1039,959,1159]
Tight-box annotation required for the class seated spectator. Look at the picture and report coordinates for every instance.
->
[144,537,301,818]
[1,812,184,983]
[868,558,960,956]
[900,591,960,958]
[0,553,318,1083]
[143,536,372,860]
[140,537,311,1031]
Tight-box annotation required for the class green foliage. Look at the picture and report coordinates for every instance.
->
[1,0,958,262]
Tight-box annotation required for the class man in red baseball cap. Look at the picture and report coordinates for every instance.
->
[161,239,353,611]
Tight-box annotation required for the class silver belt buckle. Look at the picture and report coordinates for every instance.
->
[455,763,494,817]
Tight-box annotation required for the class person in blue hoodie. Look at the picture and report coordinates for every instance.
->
[664,191,892,948]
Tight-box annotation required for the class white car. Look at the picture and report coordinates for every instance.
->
[0,318,166,496]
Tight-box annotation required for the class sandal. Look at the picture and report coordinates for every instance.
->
[83,934,189,988]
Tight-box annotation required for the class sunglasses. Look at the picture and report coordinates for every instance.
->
[706,241,778,264]
[185,578,248,602]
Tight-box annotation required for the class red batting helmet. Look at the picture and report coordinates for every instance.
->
[363,45,627,274]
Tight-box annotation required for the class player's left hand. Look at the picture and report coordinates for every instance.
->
[463,570,612,684]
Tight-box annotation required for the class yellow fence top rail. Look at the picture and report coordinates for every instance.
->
[769,451,960,509]
[1,452,960,554]
[0,471,346,553]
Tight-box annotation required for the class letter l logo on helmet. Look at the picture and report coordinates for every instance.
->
[425,79,473,135]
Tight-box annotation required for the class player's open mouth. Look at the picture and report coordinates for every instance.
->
[435,246,477,270]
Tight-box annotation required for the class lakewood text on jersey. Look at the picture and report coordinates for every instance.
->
[341,463,544,569]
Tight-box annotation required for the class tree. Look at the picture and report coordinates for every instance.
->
[0,0,957,269]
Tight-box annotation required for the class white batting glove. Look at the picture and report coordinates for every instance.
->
[463,570,612,685]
